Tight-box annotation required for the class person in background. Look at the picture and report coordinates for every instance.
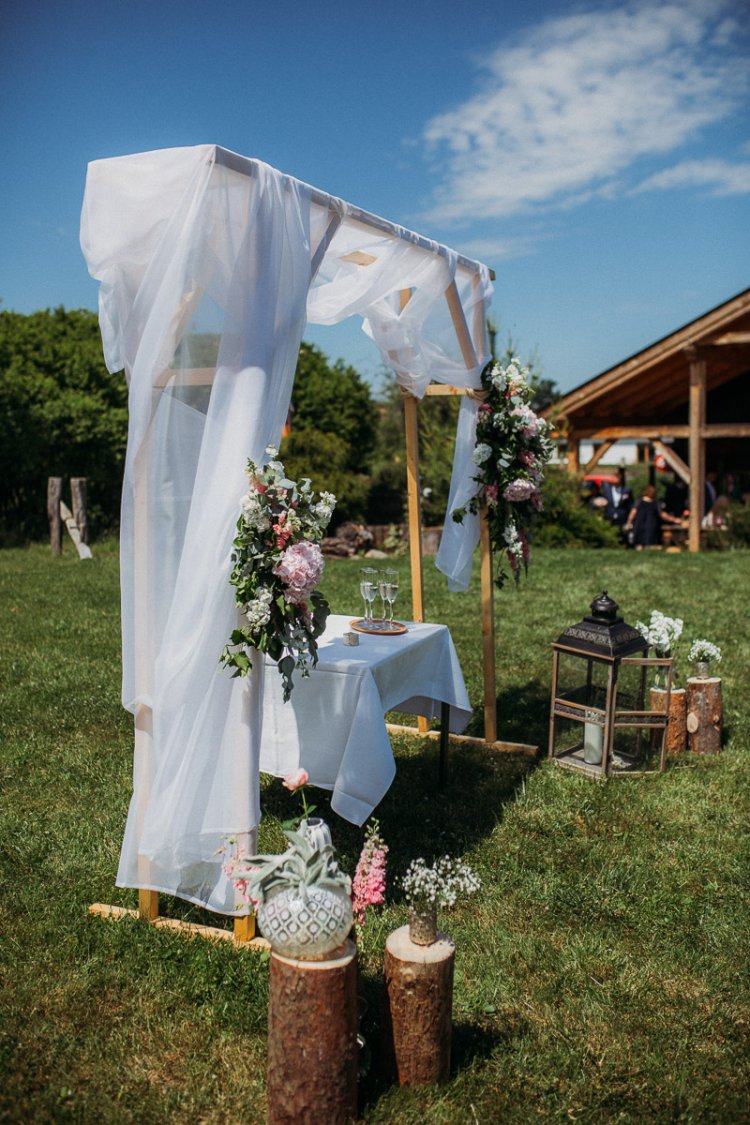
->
[601,467,633,539]
[624,484,682,549]
[663,473,688,518]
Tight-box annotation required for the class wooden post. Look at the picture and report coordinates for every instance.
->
[47,477,62,555]
[403,392,424,625]
[687,678,722,754]
[384,925,455,1086]
[70,477,89,544]
[649,687,687,754]
[479,508,497,743]
[688,352,706,553]
[267,941,358,1125]
[566,434,580,474]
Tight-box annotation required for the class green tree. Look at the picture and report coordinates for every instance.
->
[279,428,370,524]
[0,308,128,542]
[288,343,376,474]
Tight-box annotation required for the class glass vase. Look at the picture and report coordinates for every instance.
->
[694,660,710,679]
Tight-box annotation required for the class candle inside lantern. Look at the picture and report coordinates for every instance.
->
[583,713,603,764]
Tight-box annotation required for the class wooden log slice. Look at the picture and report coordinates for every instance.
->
[384,924,455,1086]
[267,940,357,1125]
[686,678,723,755]
[650,687,687,754]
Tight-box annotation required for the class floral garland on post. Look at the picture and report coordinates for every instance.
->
[220,447,335,701]
[452,357,554,587]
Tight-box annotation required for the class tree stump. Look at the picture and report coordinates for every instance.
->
[71,477,89,544]
[650,687,687,754]
[384,925,455,1086]
[687,678,723,755]
[267,940,357,1125]
[47,477,62,556]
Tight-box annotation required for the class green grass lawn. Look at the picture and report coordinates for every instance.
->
[1,541,749,1123]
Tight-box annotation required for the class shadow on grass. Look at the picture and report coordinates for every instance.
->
[464,677,551,750]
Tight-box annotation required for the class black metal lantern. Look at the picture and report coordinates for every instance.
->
[548,592,672,776]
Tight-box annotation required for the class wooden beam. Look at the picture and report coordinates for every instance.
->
[701,423,750,438]
[444,280,478,370]
[60,501,93,560]
[583,440,616,473]
[709,331,750,345]
[689,355,706,553]
[89,903,270,950]
[652,440,691,485]
[424,385,486,399]
[566,435,580,474]
[479,510,497,743]
[576,425,690,440]
[385,723,536,756]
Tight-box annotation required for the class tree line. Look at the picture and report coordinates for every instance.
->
[0,307,611,548]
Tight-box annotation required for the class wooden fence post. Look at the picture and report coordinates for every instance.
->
[47,477,63,556]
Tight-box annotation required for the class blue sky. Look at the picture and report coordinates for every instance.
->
[2,0,749,393]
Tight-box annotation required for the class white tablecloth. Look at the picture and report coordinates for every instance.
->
[259,615,472,825]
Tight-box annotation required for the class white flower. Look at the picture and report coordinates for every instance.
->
[473,442,493,465]
[636,610,683,655]
[401,856,480,910]
[244,587,273,631]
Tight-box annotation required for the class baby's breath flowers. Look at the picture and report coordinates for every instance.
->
[400,856,480,913]
[688,639,722,666]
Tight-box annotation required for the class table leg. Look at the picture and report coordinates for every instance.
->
[438,702,450,788]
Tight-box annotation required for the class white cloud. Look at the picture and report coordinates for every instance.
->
[456,232,549,262]
[421,1,749,224]
[633,158,750,195]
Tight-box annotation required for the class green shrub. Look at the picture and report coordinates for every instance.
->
[535,466,621,548]
[726,502,750,548]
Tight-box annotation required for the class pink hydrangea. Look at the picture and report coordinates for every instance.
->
[503,478,536,502]
[517,449,536,467]
[273,541,324,604]
[484,483,499,507]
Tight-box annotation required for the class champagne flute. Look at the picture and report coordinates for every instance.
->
[359,567,377,624]
[383,569,399,625]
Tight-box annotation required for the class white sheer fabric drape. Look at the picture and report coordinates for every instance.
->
[81,144,491,912]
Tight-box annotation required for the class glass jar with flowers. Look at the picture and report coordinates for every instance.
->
[636,610,683,690]
[400,856,480,945]
[688,639,722,680]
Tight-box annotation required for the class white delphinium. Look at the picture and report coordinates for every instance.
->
[313,491,336,528]
[688,639,722,665]
[636,610,684,656]
[401,856,480,912]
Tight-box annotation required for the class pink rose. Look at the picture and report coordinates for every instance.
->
[283,769,309,791]
[273,541,324,604]
[484,483,499,507]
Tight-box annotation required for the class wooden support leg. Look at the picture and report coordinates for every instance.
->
[139,889,159,921]
[479,508,497,743]
[234,914,256,943]
[438,701,450,788]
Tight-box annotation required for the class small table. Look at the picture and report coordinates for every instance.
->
[259,615,472,825]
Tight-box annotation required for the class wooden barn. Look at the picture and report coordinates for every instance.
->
[549,286,750,550]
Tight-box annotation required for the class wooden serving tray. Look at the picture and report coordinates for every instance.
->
[350,618,408,636]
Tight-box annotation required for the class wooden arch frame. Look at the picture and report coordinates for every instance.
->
[90,146,528,949]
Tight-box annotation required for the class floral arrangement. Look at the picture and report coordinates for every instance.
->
[400,856,480,913]
[221,448,335,701]
[352,820,388,929]
[688,639,722,666]
[636,610,683,657]
[452,357,554,587]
